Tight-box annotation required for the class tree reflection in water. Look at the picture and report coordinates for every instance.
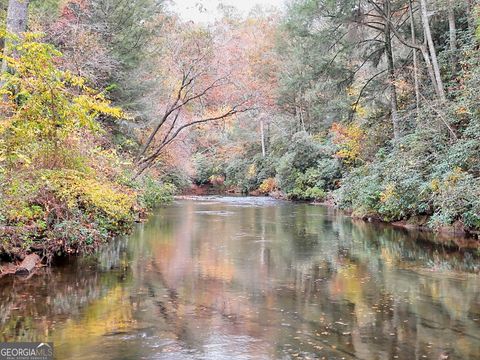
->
[0,197,479,360]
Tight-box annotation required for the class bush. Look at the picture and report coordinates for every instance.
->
[225,158,248,191]
[193,153,223,185]
[334,130,480,230]
[274,132,340,194]
[259,177,277,194]
[286,168,327,201]
[159,168,192,190]
[0,34,141,260]
[289,185,326,201]
[316,158,343,190]
[304,186,326,201]
[1,169,137,259]
[43,170,135,225]
[139,177,177,209]
[276,152,297,192]
[224,154,275,193]
[288,131,324,171]
[429,169,480,230]
[208,175,225,186]
[334,165,383,217]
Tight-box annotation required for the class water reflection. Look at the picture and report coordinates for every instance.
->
[0,197,479,359]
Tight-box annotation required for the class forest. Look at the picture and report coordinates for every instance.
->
[0,0,479,263]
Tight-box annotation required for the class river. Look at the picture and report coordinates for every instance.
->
[0,197,479,359]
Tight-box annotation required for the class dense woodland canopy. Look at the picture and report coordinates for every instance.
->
[0,0,479,260]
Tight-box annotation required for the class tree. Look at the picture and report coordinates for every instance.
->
[419,0,446,101]
[277,0,355,133]
[0,32,122,166]
[409,0,420,110]
[383,0,400,139]
[38,0,167,115]
[359,0,446,103]
[214,9,280,156]
[446,0,457,76]
[0,33,140,259]
[42,0,118,86]
[133,23,252,177]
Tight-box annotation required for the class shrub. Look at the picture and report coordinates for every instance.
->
[289,185,326,201]
[259,177,277,194]
[159,167,192,190]
[304,187,326,201]
[0,33,122,170]
[276,152,297,192]
[334,165,383,217]
[225,158,250,192]
[429,169,480,230]
[0,168,138,259]
[193,153,223,185]
[42,170,136,227]
[330,122,365,165]
[209,175,225,186]
[139,177,177,209]
[286,168,327,201]
[316,158,342,190]
[288,131,324,171]
[0,34,140,260]
[275,132,340,194]
[225,155,273,193]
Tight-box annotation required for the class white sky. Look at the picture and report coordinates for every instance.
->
[169,0,285,23]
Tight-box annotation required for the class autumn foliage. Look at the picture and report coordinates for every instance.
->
[330,123,365,165]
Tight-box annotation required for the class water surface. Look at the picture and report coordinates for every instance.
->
[1,197,479,359]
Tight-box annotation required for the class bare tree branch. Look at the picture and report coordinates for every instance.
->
[135,104,253,177]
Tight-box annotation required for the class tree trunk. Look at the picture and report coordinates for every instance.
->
[420,0,446,101]
[1,0,30,103]
[15,253,40,275]
[260,119,266,157]
[298,105,306,132]
[465,0,475,34]
[5,0,29,36]
[384,0,400,140]
[420,45,440,98]
[447,0,457,76]
[409,0,421,111]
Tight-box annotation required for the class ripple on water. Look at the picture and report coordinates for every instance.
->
[178,195,284,207]
[194,210,235,216]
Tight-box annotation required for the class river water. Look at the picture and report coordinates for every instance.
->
[0,197,479,359]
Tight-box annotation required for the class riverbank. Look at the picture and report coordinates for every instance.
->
[340,209,480,247]
[310,199,479,249]
[0,171,177,275]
